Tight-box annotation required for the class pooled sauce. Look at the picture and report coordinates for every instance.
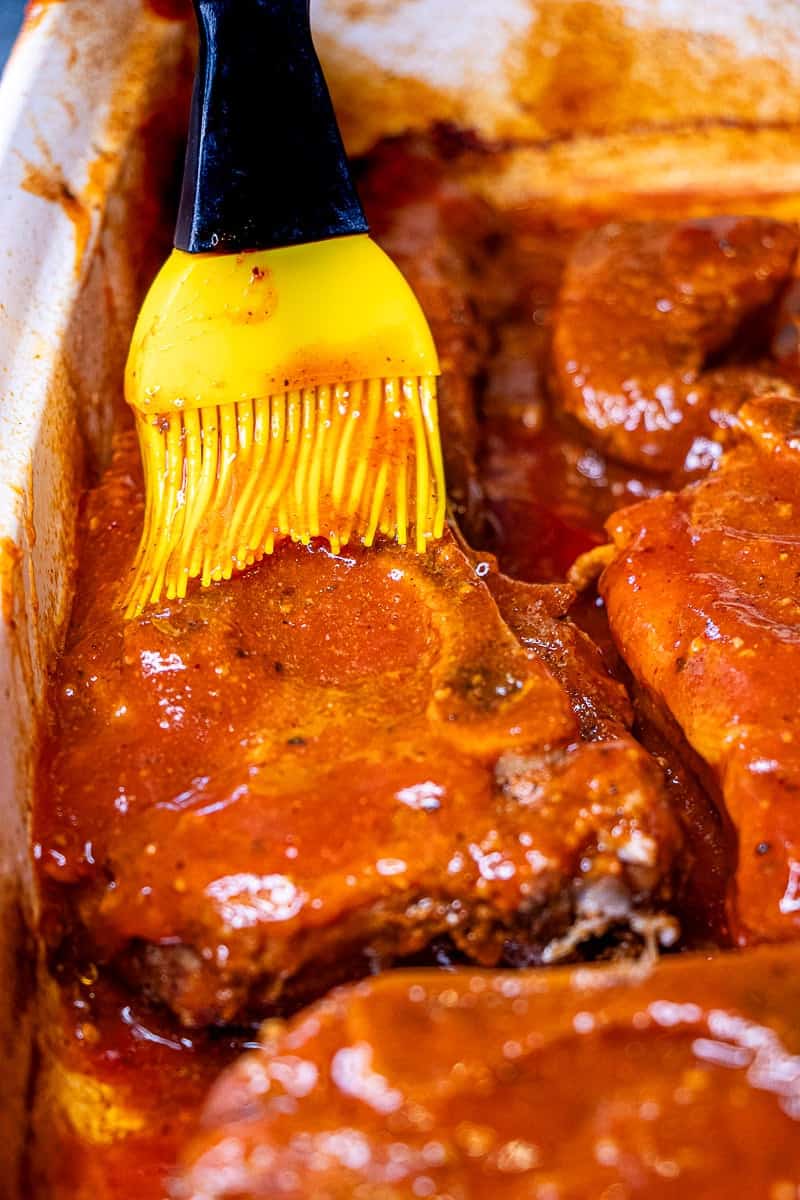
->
[481,416,662,581]
[32,977,246,1200]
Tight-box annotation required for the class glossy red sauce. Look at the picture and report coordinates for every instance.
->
[31,129,800,1198]
[602,394,800,944]
[32,978,246,1200]
[177,945,800,1199]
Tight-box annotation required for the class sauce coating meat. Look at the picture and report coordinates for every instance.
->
[601,394,800,943]
[552,217,799,472]
[33,127,800,1200]
[175,945,800,1199]
[36,434,681,1027]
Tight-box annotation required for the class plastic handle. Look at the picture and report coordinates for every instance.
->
[174,0,368,254]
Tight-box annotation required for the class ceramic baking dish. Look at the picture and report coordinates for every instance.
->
[2,2,799,1196]
[0,3,193,1191]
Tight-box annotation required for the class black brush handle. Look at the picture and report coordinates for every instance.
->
[175,0,368,253]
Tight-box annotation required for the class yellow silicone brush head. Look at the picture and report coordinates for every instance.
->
[124,234,445,617]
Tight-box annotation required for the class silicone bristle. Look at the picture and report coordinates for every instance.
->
[124,375,445,617]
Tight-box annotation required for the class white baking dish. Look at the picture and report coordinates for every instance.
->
[0,2,192,1190]
[1,1,799,1195]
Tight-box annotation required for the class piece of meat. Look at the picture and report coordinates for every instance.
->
[482,567,632,742]
[479,548,732,944]
[36,434,682,1026]
[676,365,799,478]
[552,217,799,471]
[632,701,734,948]
[600,393,800,944]
[175,944,800,1199]
[361,139,496,533]
[484,566,731,944]
[477,223,666,582]
[479,220,797,585]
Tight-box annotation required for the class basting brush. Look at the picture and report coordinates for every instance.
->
[124,0,445,617]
